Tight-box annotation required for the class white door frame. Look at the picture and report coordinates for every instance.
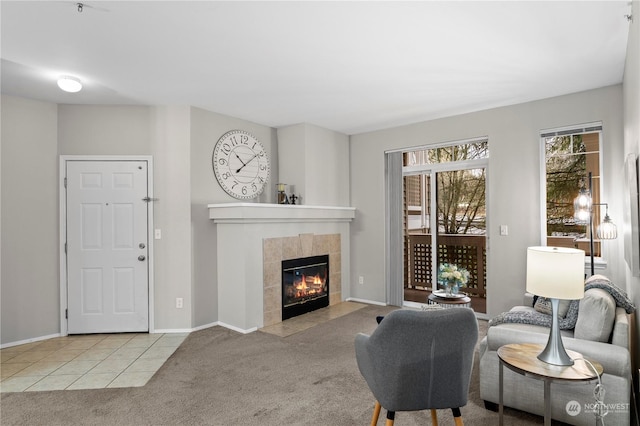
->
[59,155,155,336]
[399,155,491,319]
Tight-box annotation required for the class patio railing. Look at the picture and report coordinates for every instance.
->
[406,233,486,298]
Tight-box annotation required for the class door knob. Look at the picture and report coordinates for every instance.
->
[138,255,146,261]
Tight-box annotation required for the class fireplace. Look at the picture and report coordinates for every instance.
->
[282,255,329,320]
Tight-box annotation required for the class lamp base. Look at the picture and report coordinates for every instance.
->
[537,298,574,366]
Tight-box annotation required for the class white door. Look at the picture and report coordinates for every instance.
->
[65,160,149,333]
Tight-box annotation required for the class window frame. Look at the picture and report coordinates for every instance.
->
[540,122,607,268]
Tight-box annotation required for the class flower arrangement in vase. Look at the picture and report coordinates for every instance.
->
[437,263,470,296]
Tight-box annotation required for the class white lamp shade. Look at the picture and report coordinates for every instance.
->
[57,76,82,93]
[597,216,618,239]
[526,246,585,300]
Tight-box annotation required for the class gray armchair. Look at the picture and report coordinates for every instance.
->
[355,308,478,425]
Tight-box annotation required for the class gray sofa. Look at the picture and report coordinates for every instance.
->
[479,284,632,425]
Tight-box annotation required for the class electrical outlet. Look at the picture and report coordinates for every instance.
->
[500,225,508,236]
[176,297,183,309]
[358,276,364,285]
[155,229,162,239]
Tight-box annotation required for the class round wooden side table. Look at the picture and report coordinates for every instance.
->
[497,342,603,426]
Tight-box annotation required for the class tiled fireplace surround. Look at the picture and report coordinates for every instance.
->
[262,233,342,327]
[208,203,355,333]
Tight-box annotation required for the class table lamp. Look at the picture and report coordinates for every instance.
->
[526,246,585,366]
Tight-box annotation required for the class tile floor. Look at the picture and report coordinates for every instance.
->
[0,332,187,393]
[1,302,366,392]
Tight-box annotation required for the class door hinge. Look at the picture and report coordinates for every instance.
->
[65,309,68,319]
[65,242,67,254]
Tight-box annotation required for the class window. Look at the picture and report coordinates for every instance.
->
[542,124,602,256]
[405,139,489,166]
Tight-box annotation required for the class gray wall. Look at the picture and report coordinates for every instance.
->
[58,105,152,154]
[277,123,350,206]
[349,85,625,318]
[149,106,193,331]
[189,106,278,328]
[1,96,58,343]
[0,100,281,345]
[623,0,640,369]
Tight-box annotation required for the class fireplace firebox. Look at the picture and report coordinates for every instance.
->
[282,255,329,320]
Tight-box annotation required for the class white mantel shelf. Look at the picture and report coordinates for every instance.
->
[208,203,356,223]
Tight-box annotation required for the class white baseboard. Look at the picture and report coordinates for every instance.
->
[152,328,194,334]
[190,321,219,332]
[217,322,258,334]
[2,322,237,347]
[346,297,387,306]
[153,321,225,334]
[1,333,62,349]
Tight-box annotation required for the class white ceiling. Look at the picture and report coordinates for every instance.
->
[1,1,632,135]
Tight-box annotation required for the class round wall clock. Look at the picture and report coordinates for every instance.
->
[212,130,270,200]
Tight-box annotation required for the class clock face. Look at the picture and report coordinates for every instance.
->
[212,130,270,200]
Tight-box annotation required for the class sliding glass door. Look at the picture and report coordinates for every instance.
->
[434,167,486,311]
[402,144,488,313]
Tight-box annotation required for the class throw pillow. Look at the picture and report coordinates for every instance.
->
[574,288,616,342]
[534,297,572,318]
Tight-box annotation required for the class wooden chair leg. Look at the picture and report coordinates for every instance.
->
[370,401,381,426]
[385,410,395,426]
[451,407,464,426]
[430,409,438,425]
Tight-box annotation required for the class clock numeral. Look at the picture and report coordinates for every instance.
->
[222,143,231,154]
[259,164,266,171]
[232,181,239,189]
[258,176,265,183]
[230,134,249,146]
[218,158,227,166]
[251,183,257,192]
[242,186,248,195]
[221,172,231,180]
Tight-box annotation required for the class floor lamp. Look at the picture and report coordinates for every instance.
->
[573,172,618,275]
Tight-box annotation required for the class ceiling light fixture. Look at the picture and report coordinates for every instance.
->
[57,76,82,93]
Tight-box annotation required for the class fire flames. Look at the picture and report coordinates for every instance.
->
[292,274,325,298]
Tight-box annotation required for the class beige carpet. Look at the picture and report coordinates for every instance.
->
[1,304,547,425]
